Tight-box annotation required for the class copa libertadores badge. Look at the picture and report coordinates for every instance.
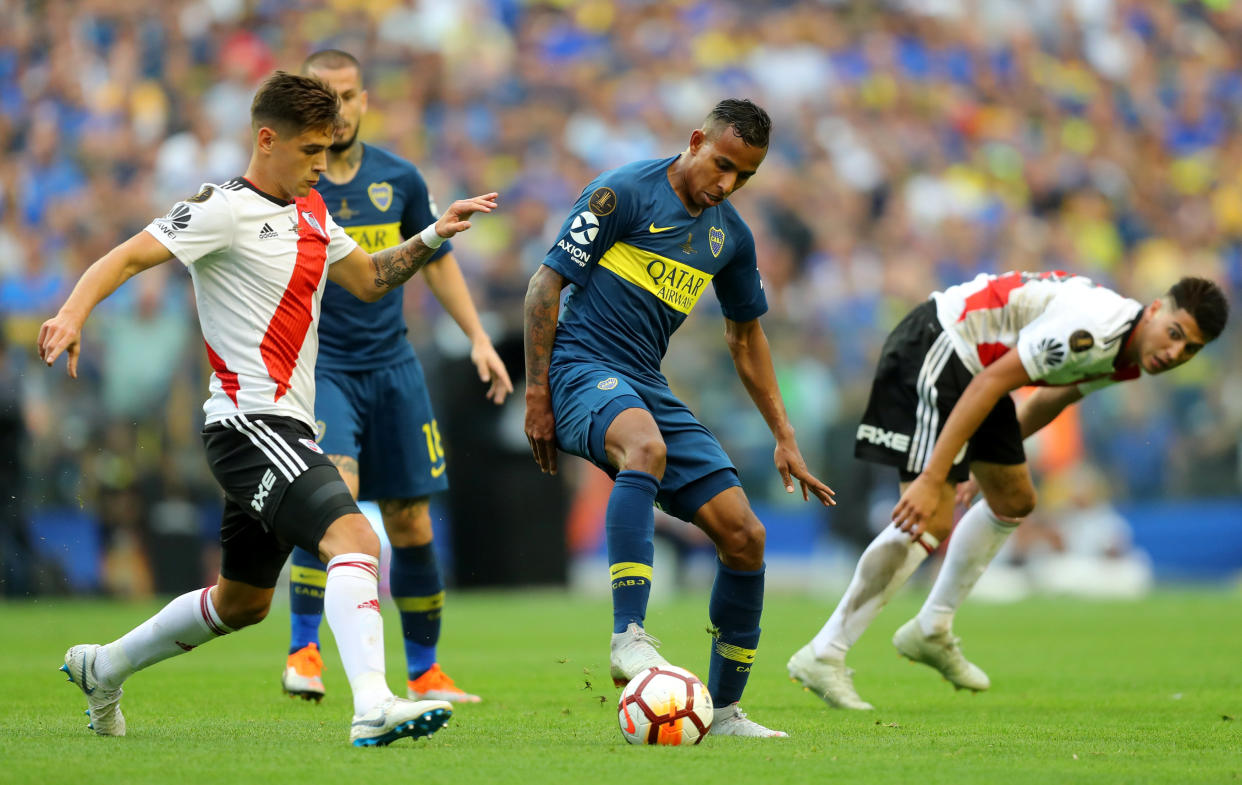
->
[588,187,616,216]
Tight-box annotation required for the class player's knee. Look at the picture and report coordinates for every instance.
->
[380,498,432,547]
[716,518,765,569]
[622,436,666,477]
[215,593,271,629]
[991,489,1036,520]
[319,513,381,561]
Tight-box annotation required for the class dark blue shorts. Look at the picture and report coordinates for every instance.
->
[315,356,449,502]
[549,360,740,522]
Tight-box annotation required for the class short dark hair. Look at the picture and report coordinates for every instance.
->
[250,70,341,137]
[704,99,771,149]
[302,49,362,79]
[1168,277,1228,342]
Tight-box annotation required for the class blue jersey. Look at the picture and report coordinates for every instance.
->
[543,156,767,383]
[316,144,451,370]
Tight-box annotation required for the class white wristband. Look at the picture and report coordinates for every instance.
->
[420,223,445,249]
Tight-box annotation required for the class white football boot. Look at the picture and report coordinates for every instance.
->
[609,623,670,686]
[349,696,452,747]
[61,644,126,736]
[892,618,990,692]
[709,703,789,738]
[786,643,874,710]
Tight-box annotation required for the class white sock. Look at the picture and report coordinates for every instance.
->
[94,587,233,689]
[811,525,940,659]
[916,500,1019,636]
[324,554,391,715]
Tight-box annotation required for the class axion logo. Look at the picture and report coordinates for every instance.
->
[569,211,599,245]
[250,468,277,512]
[856,424,911,452]
[557,238,591,266]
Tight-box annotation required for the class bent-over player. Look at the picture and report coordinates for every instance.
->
[788,272,1227,709]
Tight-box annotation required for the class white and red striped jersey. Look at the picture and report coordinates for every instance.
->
[144,178,359,428]
[931,271,1144,390]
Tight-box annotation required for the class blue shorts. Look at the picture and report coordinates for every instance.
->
[549,360,740,522]
[315,356,448,501]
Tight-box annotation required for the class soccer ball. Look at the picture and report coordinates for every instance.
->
[617,665,713,745]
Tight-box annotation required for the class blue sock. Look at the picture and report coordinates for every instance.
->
[607,470,659,634]
[390,543,442,680]
[706,559,764,706]
[288,546,326,654]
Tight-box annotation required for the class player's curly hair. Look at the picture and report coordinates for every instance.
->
[250,70,341,137]
[1168,277,1228,342]
[705,99,771,149]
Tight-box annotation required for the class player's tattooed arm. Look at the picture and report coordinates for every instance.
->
[330,193,498,301]
[523,264,569,474]
[523,266,566,390]
[369,236,438,290]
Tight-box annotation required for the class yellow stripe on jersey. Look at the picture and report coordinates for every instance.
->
[394,592,445,613]
[599,242,714,315]
[609,562,654,581]
[344,222,403,253]
[290,565,327,588]
[714,641,757,664]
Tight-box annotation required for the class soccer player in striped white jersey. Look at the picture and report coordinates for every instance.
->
[788,272,1228,710]
[38,71,498,746]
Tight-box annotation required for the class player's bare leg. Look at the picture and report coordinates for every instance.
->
[693,487,786,738]
[896,461,1035,692]
[790,481,954,709]
[603,408,671,685]
[379,496,481,703]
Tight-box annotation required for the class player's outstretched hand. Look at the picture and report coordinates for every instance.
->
[524,389,559,475]
[954,474,980,509]
[38,312,84,379]
[892,473,942,536]
[773,442,836,506]
[434,192,499,239]
[471,339,514,405]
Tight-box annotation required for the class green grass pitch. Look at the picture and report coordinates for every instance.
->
[2,589,1239,784]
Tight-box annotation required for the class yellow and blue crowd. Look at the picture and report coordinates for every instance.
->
[0,0,1239,595]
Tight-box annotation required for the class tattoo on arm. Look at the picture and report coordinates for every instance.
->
[370,236,436,291]
[524,273,562,387]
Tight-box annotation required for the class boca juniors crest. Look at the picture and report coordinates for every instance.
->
[709,226,725,257]
[368,181,394,212]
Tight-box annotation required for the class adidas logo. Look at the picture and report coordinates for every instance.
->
[258,222,278,240]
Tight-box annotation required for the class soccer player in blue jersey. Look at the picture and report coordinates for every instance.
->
[280,50,512,705]
[523,99,836,738]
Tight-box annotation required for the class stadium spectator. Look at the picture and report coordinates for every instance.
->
[2,0,1239,588]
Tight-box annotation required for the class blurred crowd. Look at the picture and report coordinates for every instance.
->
[1,0,1240,594]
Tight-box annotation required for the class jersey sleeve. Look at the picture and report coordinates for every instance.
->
[400,167,452,262]
[324,209,359,264]
[1075,365,1141,395]
[143,184,233,266]
[1015,303,1101,382]
[542,172,636,287]
[711,224,768,322]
